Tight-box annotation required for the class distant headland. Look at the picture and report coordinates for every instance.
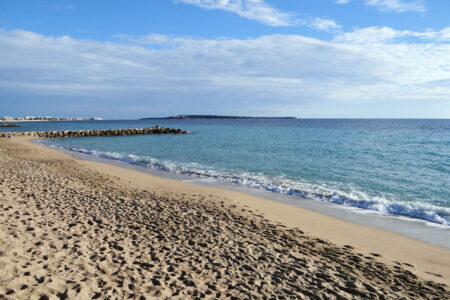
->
[140,115,297,120]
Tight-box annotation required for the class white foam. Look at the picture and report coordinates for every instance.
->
[43,142,450,226]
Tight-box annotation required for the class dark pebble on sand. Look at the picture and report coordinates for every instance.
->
[6,289,14,295]
[56,290,68,300]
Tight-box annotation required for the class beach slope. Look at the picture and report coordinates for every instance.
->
[0,137,448,299]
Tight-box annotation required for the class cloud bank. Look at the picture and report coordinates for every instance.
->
[0,28,449,117]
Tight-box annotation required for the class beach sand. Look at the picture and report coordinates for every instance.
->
[0,137,449,299]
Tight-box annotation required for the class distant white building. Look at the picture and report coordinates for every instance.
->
[2,116,14,121]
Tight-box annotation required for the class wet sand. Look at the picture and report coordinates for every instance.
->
[0,137,449,299]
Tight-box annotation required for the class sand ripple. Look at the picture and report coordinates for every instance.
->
[0,141,448,299]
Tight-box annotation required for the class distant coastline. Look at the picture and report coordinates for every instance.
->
[1,116,103,122]
[140,115,297,120]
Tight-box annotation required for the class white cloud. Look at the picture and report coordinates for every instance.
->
[178,0,343,32]
[335,0,426,13]
[364,0,426,13]
[0,28,449,117]
[178,0,296,26]
[309,18,342,32]
[333,26,450,43]
[437,27,450,41]
[334,26,415,43]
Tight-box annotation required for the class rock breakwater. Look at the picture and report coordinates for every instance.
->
[0,126,187,138]
[0,124,20,128]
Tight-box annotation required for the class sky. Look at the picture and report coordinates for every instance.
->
[0,0,449,118]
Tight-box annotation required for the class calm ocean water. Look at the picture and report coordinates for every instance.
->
[4,119,449,225]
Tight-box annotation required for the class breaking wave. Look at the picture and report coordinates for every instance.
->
[44,143,450,226]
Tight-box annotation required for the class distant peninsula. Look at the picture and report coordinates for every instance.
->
[140,115,297,120]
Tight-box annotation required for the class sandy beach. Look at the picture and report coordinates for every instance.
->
[0,136,449,299]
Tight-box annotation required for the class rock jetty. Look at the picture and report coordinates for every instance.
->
[0,124,20,128]
[0,126,187,138]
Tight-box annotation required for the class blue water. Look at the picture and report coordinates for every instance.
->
[4,119,449,225]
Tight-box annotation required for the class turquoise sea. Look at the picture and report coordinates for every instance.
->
[4,119,449,225]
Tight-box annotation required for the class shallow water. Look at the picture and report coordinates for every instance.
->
[6,118,449,225]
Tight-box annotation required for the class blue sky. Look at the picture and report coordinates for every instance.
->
[0,0,449,118]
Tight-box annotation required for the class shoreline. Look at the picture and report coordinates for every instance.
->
[1,136,449,298]
[24,137,450,283]
[41,139,450,249]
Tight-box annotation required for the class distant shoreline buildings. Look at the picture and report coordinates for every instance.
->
[1,116,103,122]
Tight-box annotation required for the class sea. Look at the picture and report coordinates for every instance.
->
[3,119,449,232]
